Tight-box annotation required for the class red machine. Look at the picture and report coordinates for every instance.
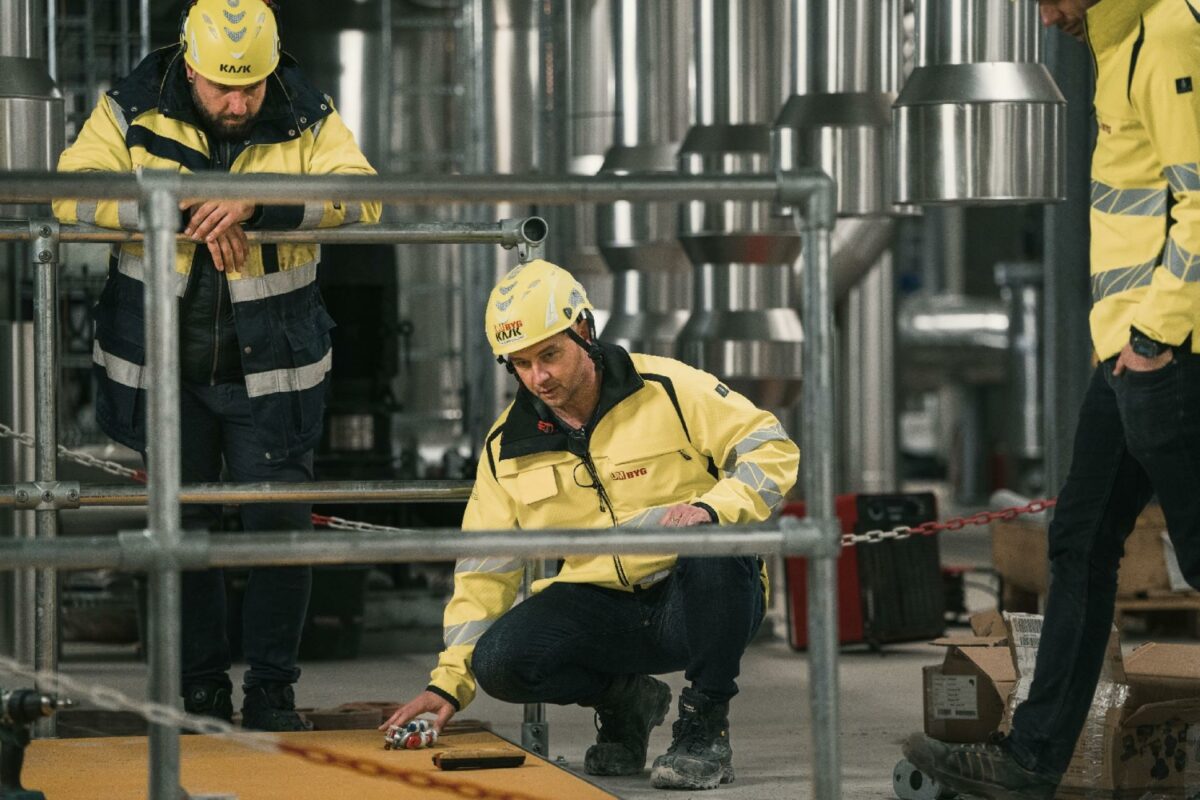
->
[784,492,943,650]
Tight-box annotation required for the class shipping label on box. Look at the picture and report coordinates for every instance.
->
[930,674,980,720]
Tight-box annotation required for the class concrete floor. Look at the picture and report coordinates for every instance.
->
[27,526,1028,799]
[52,637,933,800]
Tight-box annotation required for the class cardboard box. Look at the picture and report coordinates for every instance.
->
[991,504,1172,597]
[922,612,1017,743]
[1000,615,1200,797]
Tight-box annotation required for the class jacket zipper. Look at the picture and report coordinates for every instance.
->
[209,141,230,386]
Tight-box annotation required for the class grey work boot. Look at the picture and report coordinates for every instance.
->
[182,681,234,725]
[583,674,672,776]
[650,687,734,790]
[240,683,313,732]
[903,733,1059,800]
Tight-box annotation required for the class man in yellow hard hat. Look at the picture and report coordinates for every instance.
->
[906,1,1200,798]
[383,260,800,791]
[53,0,380,731]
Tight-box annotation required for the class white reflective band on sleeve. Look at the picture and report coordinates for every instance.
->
[227,260,317,303]
[301,202,325,229]
[1089,180,1167,217]
[733,461,784,514]
[342,203,363,225]
[455,557,523,575]
[243,348,332,398]
[723,423,792,473]
[93,341,147,389]
[443,619,494,648]
[76,201,99,225]
[117,200,140,230]
[1165,238,1200,284]
[1165,163,1200,193]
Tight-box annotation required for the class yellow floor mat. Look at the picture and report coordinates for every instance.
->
[23,729,616,800]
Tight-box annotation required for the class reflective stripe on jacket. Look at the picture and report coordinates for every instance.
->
[428,341,801,709]
[1087,0,1200,359]
[53,46,381,457]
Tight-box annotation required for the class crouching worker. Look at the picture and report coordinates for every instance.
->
[383,260,799,790]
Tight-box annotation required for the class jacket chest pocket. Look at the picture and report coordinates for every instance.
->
[605,442,706,503]
[515,465,559,505]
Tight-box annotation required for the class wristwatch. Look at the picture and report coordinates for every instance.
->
[1129,327,1169,358]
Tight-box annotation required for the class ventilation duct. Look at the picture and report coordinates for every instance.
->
[893,0,1065,205]
[0,0,64,218]
[774,0,901,217]
[597,0,692,356]
[676,0,802,409]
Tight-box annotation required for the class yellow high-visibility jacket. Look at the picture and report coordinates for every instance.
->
[427,341,800,710]
[1087,0,1200,359]
[52,46,381,457]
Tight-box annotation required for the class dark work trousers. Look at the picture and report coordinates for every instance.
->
[471,556,765,706]
[169,381,315,691]
[1007,350,1200,776]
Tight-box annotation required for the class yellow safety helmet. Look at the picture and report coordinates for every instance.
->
[181,0,280,86]
[485,259,595,359]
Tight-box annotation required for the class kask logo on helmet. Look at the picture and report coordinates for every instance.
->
[220,64,252,74]
[494,320,524,344]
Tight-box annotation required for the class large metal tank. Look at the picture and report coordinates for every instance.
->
[893,0,1065,204]
[597,0,692,356]
[677,0,803,409]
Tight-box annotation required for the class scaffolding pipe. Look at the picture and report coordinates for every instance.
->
[0,519,816,571]
[0,170,820,207]
[2,480,474,509]
[1,166,839,798]
[142,181,183,800]
[0,218,551,248]
[31,221,58,737]
[799,216,842,800]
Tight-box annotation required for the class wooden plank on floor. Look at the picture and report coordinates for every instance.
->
[23,729,616,800]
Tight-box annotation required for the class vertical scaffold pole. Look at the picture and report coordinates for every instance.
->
[141,177,184,800]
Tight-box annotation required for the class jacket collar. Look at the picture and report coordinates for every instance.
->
[107,46,333,146]
[498,339,645,461]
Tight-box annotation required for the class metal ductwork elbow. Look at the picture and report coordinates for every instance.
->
[893,0,1066,205]
[598,0,693,357]
[676,0,803,409]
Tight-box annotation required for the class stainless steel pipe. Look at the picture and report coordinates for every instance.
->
[0,218,549,248]
[2,480,474,508]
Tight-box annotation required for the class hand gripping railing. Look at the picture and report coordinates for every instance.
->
[0,168,841,800]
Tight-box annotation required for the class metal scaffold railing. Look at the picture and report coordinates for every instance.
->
[0,167,841,800]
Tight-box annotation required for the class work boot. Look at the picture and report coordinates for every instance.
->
[240,683,313,732]
[583,674,672,776]
[902,733,1059,800]
[182,681,233,725]
[650,687,734,790]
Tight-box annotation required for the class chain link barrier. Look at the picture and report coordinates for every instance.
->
[0,654,548,800]
[1,421,1058,542]
[840,499,1057,548]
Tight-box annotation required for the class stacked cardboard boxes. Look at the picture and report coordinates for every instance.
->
[922,612,1200,797]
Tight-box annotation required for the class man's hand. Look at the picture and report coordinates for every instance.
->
[661,503,712,527]
[1113,342,1174,376]
[181,199,255,272]
[379,690,457,734]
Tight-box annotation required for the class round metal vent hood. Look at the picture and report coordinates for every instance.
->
[893,0,1066,205]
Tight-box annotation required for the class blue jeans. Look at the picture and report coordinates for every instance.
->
[471,556,765,706]
[170,381,314,690]
[1007,350,1200,776]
